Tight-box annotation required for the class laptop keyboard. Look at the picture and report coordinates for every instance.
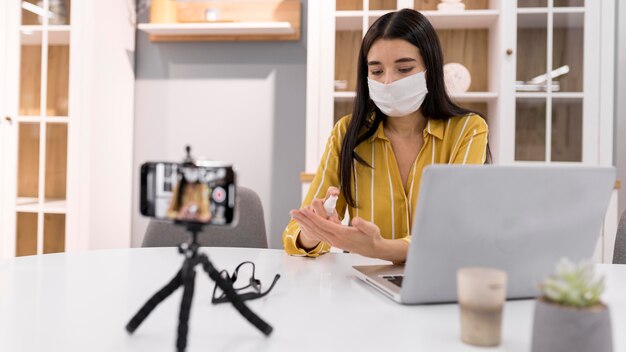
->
[382,275,404,287]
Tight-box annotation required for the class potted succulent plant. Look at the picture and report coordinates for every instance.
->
[531,258,613,352]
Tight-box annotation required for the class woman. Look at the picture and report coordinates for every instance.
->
[167,166,212,223]
[283,9,488,263]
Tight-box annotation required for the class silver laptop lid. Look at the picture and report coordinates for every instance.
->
[401,165,615,304]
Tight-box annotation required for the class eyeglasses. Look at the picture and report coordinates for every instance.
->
[211,261,280,304]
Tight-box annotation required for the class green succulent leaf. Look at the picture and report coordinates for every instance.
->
[540,258,605,308]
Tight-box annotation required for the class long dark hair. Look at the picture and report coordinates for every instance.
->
[173,175,188,211]
[173,165,198,211]
[339,8,487,208]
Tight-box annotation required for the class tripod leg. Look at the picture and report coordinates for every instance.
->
[126,270,184,334]
[176,268,196,352]
[200,254,273,336]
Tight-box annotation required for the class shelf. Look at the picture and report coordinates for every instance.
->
[336,10,500,30]
[300,172,315,183]
[402,10,499,30]
[43,199,67,214]
[450,92,499,102]
[17,197,38,206]
[152,0,301,41]
[516,92,584,99]
[15,115,41,123]
[333,91,498,102]
[335,11,364,17]
[15,198,67,214]
[333,91,357,101]
[517,7,585,14]
[15,116,69,123]
[518,11,583,28]
[20,25,71,45]
[335,13,363,31]
[137,22,296,42]
[46,117,69,123]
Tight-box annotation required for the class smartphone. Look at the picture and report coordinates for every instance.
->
[140,161,236,225]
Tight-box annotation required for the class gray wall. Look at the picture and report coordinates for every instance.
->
[617,0,626,218]
[131,2,307,248]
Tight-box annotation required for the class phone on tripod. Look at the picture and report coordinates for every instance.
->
[140,161,236,225]
[130,149,274,350]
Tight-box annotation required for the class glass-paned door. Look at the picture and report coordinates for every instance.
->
[515,0,584,162]
[12,0,71,256]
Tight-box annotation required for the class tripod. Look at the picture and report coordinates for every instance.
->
[125,222,273,352]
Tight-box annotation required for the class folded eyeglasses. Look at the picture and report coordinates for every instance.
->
[212,261,280,304]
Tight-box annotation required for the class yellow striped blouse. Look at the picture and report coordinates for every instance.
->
[282,113,488,257]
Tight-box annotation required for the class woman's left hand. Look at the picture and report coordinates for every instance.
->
[290,206,384,258]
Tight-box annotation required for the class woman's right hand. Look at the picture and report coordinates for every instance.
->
[291,187,340,250]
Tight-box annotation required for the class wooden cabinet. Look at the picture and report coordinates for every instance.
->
[304,0,617,261]
[1,0,71,257]
[137,0,301,42]
[1,0,136,259]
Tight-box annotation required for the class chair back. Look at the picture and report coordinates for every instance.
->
[142,186,268,248]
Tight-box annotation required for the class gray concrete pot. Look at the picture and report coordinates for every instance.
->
[531,298,613,352]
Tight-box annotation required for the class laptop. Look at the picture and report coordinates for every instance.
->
[353,165,616,304]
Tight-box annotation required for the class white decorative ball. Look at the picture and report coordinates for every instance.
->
[443,62,472,94]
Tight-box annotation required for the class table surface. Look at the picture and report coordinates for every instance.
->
[0,247,624,352]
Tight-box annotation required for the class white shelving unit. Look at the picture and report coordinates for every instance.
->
[305,0,617,262]
[0,0,137,259]
[0,0,73,257]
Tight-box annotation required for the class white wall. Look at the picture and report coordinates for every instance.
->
[66,0,136,251]
[617,0,626,218]
[131,3,307,249]
[0,0,6,257]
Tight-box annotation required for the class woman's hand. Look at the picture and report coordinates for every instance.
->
[291,210,408,262]
[290,187,341,250]
[177,203,211,223]
[290,206,385,258]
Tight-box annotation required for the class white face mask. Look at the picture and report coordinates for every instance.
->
[367,70,428,117]
[183,168,200,183]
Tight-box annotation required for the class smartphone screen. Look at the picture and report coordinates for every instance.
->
[140,161,236,225]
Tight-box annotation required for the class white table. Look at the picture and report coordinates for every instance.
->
[0,248,624,352]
